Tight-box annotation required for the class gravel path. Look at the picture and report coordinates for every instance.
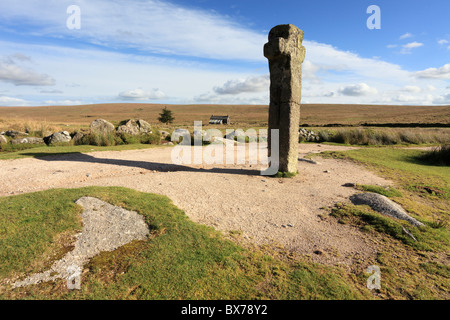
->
[0,143,391,266]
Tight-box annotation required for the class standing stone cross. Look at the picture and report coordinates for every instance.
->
[264,24,305,174]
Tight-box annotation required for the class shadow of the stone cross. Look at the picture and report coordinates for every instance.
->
[21,151,261,176]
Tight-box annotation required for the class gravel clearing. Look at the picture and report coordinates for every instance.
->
[1,143,392,267]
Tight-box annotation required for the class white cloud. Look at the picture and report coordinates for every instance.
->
[0,95,28,106]
[193,91,268,105]
[432,93,450,104]
[0,54,55,86]
[403,42,424,49]
[399,41,424,54]
[338,83,378,96]
[44,99,83,105]
[118,88,166,101]
[438,39,449,45]
[40,89,63,94]
[303,40,409,84]
[393,94,422,103]
[213,75,269,95]
[401,85,421,93]
[400,32,413,40]
[302,60,323,83]
[414,63,450,79]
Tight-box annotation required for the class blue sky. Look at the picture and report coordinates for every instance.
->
[0,0,449,106]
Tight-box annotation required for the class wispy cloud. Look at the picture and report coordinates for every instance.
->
[213,75,269,95]
[338,83,378,96]
[399,41,424,54]
[0,95,28,106]
[399,32,413,39]
[44,99,83,106]
[0,0,266,62]
[400,85,421,93]
[0,54,55,86]
[40,89,63,94]
[118,88,166,101]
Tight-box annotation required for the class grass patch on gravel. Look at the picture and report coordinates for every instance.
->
[0,187,372,300]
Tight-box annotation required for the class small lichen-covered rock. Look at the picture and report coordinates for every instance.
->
[11,137,44,145]
[4,130,28,138]
[44,131,72,145]
[0,135,8,144]
[137,119,152,134]
[160,130,170,138]
[117,119,152,136]
[90,119,115,134]
[116,120,140,136]
[72,131,85,144]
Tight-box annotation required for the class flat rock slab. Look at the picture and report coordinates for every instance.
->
[350,192,424,227]
[13,197,149,288]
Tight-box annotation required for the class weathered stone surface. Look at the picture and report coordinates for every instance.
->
[299,128,320,142]
[72,131,85,144]
[264,24,305,173]
[44,131,72,145]
[117,120,140,136]
[0,135,7,144]
[11,137,44,145]
[160,130,170,138]
[350,192,424,227]
[117,119,152,136]
[90,119,115,134]
[137,119,152,133]
[4,130,28,138]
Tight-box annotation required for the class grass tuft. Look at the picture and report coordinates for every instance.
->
[416,145,450,166]
[356,184,403,198]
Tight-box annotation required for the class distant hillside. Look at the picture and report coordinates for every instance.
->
[0,103,449,127]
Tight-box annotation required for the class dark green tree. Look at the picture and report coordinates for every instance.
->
[158,107,174,124]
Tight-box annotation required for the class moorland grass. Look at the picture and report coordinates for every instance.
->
[0,187,371,300]
[416,144,450,166]
[316,147,449,299]
[307,127,449,145]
